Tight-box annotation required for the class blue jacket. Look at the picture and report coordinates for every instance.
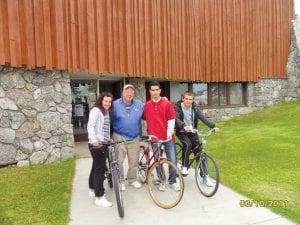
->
[112,98,144,138]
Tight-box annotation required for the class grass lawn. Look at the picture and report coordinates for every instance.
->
[0,158,75,225]
[205,101,300,224]
[1,101,299,224]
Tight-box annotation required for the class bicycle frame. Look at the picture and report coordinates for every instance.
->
[138,135,185,208]
[139,137,171,175]
[178,129,213,168]
[176,128,220,197]
[104,139,134,218]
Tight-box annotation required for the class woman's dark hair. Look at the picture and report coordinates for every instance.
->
[148,81,161,89]
[94,92,113,114]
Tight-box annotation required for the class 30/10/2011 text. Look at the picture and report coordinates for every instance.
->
[240,199,288,207]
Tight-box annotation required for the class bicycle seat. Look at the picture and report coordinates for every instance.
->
[140,136,151,142]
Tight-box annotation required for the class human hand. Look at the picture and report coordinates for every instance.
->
[167,130,174,140]
[183,125,193,132]
[213,127,220,132]
[91,141,100,147]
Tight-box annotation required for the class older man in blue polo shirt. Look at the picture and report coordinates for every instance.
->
[112,84,144,191]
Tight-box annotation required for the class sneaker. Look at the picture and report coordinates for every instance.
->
[121,182,126,192]
[158,183,166,192]
[181,166,189,175]
[170,182,181,192]
[130,181,142,189]
[204,175,213,187]
[89,189,95,197]
[95,196,112,207]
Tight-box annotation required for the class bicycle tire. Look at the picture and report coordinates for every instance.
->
[137,148,148,184]
[146,159,184,209]
[195,153,219,197]
[112,166,124,218]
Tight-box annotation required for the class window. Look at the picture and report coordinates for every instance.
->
[192,83,208,106]
[229,83,244,105]
[192,82,247,107]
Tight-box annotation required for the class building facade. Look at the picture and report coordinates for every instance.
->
[0,0,299,166]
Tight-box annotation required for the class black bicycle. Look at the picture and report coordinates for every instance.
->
[175,129,219,197]
[103,139,133,218]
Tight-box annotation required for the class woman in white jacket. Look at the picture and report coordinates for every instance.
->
[87,92,113,207]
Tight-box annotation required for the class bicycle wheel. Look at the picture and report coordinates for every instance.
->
[175,142,183,167]
[112,166,124,218]
[146,159,184,209]
[137,148,148,184]
[195,153,219,197]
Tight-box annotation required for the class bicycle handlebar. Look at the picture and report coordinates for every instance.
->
[89,139,134,149]
[140,135,171,143]
[191,128,215,137]
[103,139,134,146]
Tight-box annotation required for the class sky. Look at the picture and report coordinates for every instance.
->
[295,0,300,15]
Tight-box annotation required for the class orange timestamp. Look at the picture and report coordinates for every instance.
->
[240,199,288,207]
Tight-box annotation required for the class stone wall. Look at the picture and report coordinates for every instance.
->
[0,67,74,167]
[128,78,147,102]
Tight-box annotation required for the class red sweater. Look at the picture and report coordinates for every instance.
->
[143,98,175,140]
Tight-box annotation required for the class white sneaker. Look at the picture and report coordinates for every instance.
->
[170,182,181,192]
[204,175,214,187]
[121,183,126,191]
[181,166,189,175]
[130,181,142,189]
[158,183,166,192]
[95,196,112,207]
[89,189,95,197]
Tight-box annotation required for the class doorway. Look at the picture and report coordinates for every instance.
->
[71,79,122,142]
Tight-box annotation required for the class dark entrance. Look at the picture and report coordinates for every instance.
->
[71,79,122,142]
[145,81,170,101]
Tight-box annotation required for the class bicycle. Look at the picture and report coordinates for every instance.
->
[138,135,184,209]
[175,128,219,197]
[102,139,133,218]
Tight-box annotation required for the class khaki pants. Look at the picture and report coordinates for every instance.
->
[113,133,140,183]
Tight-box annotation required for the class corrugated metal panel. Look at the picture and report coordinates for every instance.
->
[0,0,293,82]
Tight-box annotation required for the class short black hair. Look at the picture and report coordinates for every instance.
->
[149,81,161,90]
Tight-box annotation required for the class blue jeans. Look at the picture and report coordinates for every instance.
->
[151,140,177,184]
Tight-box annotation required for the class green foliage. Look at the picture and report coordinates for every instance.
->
[206,101,300,224]
[0,159,75,225]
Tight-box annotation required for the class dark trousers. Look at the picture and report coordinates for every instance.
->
[176,132,201,167]
[88,144,108,197]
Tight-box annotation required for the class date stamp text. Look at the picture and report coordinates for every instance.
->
[240,199,288,207]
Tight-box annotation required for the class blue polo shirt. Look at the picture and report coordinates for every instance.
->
[112,98,144,138]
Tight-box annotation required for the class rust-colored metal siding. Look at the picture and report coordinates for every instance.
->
[0,0,294,82]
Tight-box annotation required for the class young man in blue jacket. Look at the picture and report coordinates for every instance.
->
[175,91,219,183]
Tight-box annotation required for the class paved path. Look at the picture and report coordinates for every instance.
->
[69,143,296,225]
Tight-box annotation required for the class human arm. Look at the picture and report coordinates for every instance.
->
[194,105,215,128]
[87,108,102,146]
[167,119,175,139]
[166,101,176,139]
[174,102,186,131]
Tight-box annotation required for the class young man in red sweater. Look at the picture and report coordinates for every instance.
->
[143,81,180,191]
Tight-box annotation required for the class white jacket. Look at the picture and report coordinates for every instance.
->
[87,107,105,144]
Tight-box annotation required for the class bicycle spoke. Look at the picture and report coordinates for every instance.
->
[195,154,219,197]
[138,150,148,184]
[147,159,184,209]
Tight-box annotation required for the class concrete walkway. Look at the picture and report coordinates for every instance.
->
[69,143,296,225]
